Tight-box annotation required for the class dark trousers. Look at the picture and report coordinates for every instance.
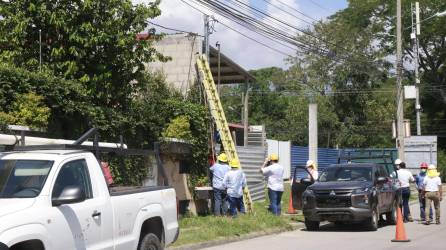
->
[419,191,433,220]
[213,188,228,216]
[268,188,283,216]
[228,196,245,216]
[400,187,411,220]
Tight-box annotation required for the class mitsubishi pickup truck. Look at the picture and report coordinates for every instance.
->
[0,149,179,250]
[302,163,401,231]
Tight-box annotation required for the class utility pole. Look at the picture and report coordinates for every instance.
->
[396,0,405,160]
[309,103,318,165]
[411,2,422,135]
[39,29,42,71]
[203,15,210,61]
[216,42,221,93]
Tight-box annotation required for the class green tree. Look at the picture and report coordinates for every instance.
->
[0,0,163,107]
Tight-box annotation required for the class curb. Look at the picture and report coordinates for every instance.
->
[167,223,304,250]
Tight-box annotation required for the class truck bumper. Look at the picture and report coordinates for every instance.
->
[303,207,372,222]
[0,242,9,250]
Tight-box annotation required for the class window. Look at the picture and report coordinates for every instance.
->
[52,159,93,199]
[0,160,53,198]
[319,167,372,182]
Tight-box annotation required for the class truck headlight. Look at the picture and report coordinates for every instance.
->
[352,187,369,195]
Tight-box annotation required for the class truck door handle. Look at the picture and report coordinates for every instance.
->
[92,211,101,218]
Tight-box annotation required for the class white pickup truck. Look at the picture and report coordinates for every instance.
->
[0,149,179,250]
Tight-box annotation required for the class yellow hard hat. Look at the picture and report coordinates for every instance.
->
[217,153,228,163]
[230,159,241,169]
[269,153,279,161]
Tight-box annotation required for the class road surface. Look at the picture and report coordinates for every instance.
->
[203,199,446,250]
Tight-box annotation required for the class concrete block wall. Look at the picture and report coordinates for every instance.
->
[146,34,203,94]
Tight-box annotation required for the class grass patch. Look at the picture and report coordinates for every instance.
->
[171,184,303,247]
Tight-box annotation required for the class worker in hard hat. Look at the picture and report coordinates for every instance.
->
[223,159,247,217]
[306,160,319,181]
[415,163,433,223]
[260,153,284,216]
[210,153,230,216]
[397,161,415,222]
[423,164,443,225]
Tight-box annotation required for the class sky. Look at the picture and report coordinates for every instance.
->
[136,0,348,70]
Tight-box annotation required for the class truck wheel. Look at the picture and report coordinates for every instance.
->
[305,218,320,231]
[366,207,379,231]
[386,201,397,225]
[138,233,162,250]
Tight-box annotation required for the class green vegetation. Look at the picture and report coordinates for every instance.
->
[172,185,303,247]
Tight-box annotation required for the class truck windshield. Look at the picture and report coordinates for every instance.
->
[319,167,372,182]
[0,160,53,198]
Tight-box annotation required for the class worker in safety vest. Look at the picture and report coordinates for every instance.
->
[306,160,319,181]
[260,153,284,216]
[223,159,247,217]
[423,164,442,225]
[210,153,230,216]
[415,162,433,223]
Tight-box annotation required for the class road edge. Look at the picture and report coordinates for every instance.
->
[167,222,304,250]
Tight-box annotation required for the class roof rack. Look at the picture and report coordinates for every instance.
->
[2,128,169,186]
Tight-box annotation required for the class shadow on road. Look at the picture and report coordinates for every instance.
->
[300,221,394,232]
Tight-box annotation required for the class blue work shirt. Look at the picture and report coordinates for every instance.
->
[210,163,230,190]
[223,169,247,198]
[415,172,428,191]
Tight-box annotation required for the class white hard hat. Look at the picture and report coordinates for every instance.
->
[428,164,437,170]
[306,160,314,167]
[394,159,402,165]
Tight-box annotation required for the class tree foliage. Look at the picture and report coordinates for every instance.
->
[0,0,163,107]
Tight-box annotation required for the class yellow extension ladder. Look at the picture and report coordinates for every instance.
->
[196,55,253,213]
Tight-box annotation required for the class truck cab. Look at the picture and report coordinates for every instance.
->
[302,163,400,231]
[0,149,178,250]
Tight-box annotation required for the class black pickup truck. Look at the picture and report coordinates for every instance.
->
[300,163,401,231]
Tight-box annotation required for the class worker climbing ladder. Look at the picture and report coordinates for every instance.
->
[196,55,254,213]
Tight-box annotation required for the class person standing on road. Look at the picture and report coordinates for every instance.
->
[210,153,230,216]
[260,153,284,216]
[223,159,247,217]
[415,162,433,222]
[423,164,443,225]
[306,160,319,181]
[397,161,415,222]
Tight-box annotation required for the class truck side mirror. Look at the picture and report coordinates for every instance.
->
[52,186,86,207]
[301,178,314,185]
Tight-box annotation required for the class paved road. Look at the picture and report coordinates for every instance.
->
[203,200,446,250]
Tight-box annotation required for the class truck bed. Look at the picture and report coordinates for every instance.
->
[109,186,171,196]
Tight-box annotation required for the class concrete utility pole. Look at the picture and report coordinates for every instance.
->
[309,103,318,165]
[216,42,221,93]
[203,15,210,61]
[243,85,249,147]
[412,2,422,135]
[396,0,405,160]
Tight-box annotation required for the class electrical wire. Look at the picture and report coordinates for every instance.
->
[147,21,203,37]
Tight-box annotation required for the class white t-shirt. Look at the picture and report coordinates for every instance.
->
[261,163,284,191]
[423,176,442,192]
[397,169,414,188]
[308,169,319,181]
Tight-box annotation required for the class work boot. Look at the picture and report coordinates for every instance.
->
[425,220,430,225]
[408,215,414,222]
[436,220,441,225]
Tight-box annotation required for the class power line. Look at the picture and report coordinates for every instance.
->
[147,21,204,37]
[180,0,295,57]
[217,21,293,57]
[307,0,333,13]
[259,0,318,24]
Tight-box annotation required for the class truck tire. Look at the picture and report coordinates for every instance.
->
[386,200,398,225]
[304,218,320,231]
[366,207,379,231]
[138,233,162,250]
